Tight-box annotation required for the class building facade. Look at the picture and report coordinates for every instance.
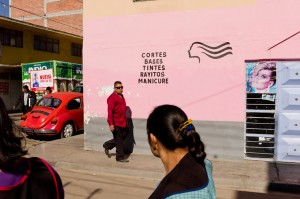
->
[0,16,82,110]
[10,0,82,36]
[83,0,300,186]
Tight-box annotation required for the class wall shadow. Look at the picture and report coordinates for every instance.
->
[235,190,300,199]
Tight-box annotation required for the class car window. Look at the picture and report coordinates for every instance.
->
[37,98,62,108]
[67,98,81,110]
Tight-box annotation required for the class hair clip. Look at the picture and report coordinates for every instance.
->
[179,119,193,131]
[186,124,193,131]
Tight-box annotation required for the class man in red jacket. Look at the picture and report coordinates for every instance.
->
[103,81,129,162]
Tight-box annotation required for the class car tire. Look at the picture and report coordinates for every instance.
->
[61,122,74,138]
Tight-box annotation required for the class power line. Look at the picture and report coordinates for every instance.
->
[0,1,82,31]
[268,31,300,51]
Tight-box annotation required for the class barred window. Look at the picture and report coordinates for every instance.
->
[0,28,23,48]
[34,35,59,53]
[71,43,82,57]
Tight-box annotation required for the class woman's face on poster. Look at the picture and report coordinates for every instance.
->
[251,69,274,90]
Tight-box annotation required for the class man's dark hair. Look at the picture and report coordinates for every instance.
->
[23,85,29,90]
[114,81,122,86]
[46,87,52,91]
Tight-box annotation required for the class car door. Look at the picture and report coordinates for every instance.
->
[67,97,84,130]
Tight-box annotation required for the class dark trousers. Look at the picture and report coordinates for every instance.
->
[22,105,30,115]
[103,126,128,161]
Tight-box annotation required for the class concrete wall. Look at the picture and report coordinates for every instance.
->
[85,118,244,160]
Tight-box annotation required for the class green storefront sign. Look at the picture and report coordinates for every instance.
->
[22,60,82,82]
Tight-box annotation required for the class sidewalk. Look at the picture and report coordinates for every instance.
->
[27,134,165,180]
[27,134,300,199]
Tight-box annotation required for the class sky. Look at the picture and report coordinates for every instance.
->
[0,0,9,17]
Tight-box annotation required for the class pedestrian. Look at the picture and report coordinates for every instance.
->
[30,88,37,104]
[46,86,52,94]
[13,85,36,114]
[0,96,64,198]
[146,105,216,199]
[103,81,129,163]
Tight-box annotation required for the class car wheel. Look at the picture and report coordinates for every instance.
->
[61,123,74,138]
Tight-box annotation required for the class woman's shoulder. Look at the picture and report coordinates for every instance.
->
[28,157,49,165]
[0,157,30,191]
[27,157,65,198]
[28,157,58,176]
[204,159,213,170]
[164,159,216,199]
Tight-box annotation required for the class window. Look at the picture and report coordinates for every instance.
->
[67,98,81,110]
[0,28,23,48]
[68,83,73,92]
[59,82,65,92]
[34,35,59,53]
[71,43,82,57]
[37,98,62,108]
[73,84,83,93]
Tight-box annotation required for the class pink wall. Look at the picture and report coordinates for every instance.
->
[83,0,300,122]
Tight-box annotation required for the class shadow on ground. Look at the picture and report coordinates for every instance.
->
[235,190,300,199]
[25,130,84,141]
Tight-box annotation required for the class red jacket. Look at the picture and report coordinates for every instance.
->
[107,92,127,128]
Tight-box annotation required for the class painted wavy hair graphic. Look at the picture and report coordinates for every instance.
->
[188,42,233,63]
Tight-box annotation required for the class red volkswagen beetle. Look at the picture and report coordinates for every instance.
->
[20,92,84,138]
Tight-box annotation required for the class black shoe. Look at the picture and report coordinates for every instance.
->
[116,159,129,163]
[104,149,111,158]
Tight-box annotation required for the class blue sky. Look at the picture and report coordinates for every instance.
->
[0,0,9,17]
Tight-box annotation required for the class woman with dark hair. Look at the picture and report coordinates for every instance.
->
[0,97,64,199]
[147,105,216,199]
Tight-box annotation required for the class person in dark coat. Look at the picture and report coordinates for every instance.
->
[124,106,135,155]
[0,96,64,199]
[13,85,36,114]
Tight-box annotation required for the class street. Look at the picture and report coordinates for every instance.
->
[52,167,300,199]
[11,113,157,199]
[56,168,157,199]
[11,114,56,150]
[23,134,56,150]
[10,114,300,199]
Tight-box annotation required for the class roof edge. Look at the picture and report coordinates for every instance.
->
[0,16,82,39]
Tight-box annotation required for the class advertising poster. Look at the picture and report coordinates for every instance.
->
[30,69,53,90]
[246,61,276,94]
[22,61,53,81]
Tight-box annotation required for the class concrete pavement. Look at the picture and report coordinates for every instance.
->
[26,134,300,198]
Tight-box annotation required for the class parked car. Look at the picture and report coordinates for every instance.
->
[20,92,84,138]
